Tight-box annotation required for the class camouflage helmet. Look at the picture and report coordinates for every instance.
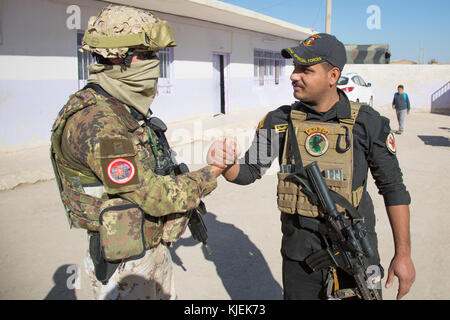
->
[82,5,176,59]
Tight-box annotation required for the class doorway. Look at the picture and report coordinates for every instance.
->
[212,52,229,115]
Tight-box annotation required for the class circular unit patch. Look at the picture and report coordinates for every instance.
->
[305,133,329,157]
[107,158,135,184]
[386,132,396,155]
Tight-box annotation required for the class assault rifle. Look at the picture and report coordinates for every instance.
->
[176,163,212,255]
[286,161,381,300]
[147,117,211,255]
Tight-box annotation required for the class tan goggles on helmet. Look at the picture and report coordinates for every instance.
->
[83,20,176,50]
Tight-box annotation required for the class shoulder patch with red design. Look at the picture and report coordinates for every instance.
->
[107,158,136,184]
[386,132,396,155]
[99,138,140,191]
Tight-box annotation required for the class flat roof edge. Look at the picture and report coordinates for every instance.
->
[101,0,316,40]
[189,0,316,35]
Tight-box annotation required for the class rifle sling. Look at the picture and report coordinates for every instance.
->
[287,114,304,169]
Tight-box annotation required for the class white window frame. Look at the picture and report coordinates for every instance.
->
[254,49,285,86]
[157,47,174,94]
[77,30,93,89]
[76,30,175,94]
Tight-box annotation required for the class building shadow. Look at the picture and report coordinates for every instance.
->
[170,213,283,300]
[44,264,77,300]
[417,135,450,147]
[438,127,450,132]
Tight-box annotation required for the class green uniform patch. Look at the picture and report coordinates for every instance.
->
[304,127,330,157]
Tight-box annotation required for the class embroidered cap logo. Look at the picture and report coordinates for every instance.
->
[302,35,321,47]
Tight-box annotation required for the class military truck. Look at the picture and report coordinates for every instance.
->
[345,44,391,64]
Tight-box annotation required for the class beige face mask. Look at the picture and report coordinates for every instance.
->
[87,59,160,116]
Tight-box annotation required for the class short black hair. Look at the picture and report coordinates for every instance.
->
[92,53,113,65]
[321,61,341,85]
[321,61,334,72]
[398,85,404,89]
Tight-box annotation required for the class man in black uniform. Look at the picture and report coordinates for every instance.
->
[218,33,415,300]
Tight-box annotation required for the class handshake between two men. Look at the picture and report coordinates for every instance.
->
[206,137,242,180]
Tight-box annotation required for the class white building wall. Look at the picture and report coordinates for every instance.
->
[0,0,105,151]
[151,11,297,121]
[0,0,298,151]
[342,64,450,112]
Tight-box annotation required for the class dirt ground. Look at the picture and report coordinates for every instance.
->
[0,107,449,300]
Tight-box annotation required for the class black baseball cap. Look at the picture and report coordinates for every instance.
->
[281,33,346,71]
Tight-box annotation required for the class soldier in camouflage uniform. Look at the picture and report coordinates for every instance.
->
[50,5,236,300]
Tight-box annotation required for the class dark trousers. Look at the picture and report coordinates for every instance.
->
[282,255,381,300]
[282,255,327,300]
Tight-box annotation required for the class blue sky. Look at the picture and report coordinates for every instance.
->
[220,0,450,63]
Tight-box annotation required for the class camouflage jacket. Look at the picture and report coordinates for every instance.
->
[51,88,217,251]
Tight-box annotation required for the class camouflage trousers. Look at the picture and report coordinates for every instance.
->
[84,242,177,300]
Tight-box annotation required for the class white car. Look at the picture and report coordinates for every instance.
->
[337,73,374,107]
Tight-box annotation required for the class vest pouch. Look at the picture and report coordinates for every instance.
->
[60,188,103,231]
[277,172,300,215]
[277,172,350,218]
[277,171,322,217]
[99,198,146,262]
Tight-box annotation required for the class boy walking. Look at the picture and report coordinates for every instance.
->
[392,85,411,134]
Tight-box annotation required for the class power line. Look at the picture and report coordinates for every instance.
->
[312,1,324,30]
[256,0,297,12]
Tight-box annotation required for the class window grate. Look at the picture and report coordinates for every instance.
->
[77,31,93,89]
[76,31,174,95]
[157,47,174,94]
[254,49,285,86]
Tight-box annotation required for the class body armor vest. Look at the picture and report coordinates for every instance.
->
[277,102,364,218]
[50,88,183,252]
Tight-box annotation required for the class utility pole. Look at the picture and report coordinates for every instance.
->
[325,0,332,34]
[418,41,425,64]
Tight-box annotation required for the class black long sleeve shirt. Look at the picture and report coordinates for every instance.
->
[231,91,411,262]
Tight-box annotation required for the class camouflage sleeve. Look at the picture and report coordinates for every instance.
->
[63,105,217,217]
[123,166,216,217]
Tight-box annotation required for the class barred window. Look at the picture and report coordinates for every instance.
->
[157,47,174,94]
[254,49,285,86]
[77,31,93,89]
[76,31,174,94]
